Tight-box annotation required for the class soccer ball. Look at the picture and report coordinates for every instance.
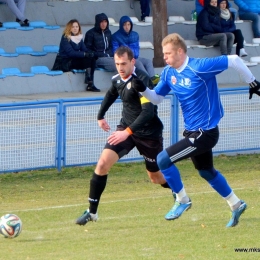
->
[0,214,22,238]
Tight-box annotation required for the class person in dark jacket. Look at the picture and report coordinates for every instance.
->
[234,0,260,38]
[84,13,116,72]
[218,0,247,57]
[75,46,175,226]
[52,19,100,92]
[196,0,234,55]
[112,16,159,86]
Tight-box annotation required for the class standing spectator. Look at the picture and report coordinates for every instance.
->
[2,0,29,26]
[52,19,100,92]
[218,0,248,57]
[112,16,159,86]
[140,0,150,22]
[234,0,260,38]
[84,13,116,72]
[196,0,234,55]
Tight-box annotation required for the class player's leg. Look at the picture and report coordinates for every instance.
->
[157,127,221,220]
[134,136,176,209]
[76,128,135,225]
[157,140,192,220]
[75,149,118,225]
[193,151,247,227]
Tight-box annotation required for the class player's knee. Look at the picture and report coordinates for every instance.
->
[198,167,217,181]
[95,157,110,174]
[157,150,172,170]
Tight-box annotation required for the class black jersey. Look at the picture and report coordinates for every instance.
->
[97,68,163,139]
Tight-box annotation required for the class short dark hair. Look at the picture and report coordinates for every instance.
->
[114,46,134,61]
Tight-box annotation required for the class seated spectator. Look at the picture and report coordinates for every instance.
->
[196,0,237,19]
[112,16,159,86]
[140,0,150,22]
[234,0,260,38]
[2,0,29,26]
[52,19,100,92]
[196,0,234,55]
[218,0,247,57]
[84,13,116,72]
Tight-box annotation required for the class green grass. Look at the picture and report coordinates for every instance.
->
[0,154,260,260]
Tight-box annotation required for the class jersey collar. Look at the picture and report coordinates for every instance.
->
[176,56,189,73]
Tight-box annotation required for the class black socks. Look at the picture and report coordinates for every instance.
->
[88,173,108,214]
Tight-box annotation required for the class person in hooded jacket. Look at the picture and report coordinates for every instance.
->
[112,16,159,86]
[52,19,99,92]
[84,13,116,72]
[196,0,234,55]
[218,0,247,57]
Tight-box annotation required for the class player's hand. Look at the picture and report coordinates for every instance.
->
[98,119,110,132]
[249,80,260,99]
[107,130,129,145]
[131,74,147,92]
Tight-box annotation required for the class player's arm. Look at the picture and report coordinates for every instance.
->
[227,55,260,99]
[97,84,119,130]
[131,75,164,104]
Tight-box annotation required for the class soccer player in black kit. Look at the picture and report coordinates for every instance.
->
[76,46,174,225]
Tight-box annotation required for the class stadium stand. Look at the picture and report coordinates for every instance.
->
[0,0,259,97]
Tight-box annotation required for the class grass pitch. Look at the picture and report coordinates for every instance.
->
[0,154,259,260]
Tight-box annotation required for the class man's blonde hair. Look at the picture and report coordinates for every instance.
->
[162,33,187,53]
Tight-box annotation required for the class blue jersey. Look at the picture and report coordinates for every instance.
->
[155,56,228,131]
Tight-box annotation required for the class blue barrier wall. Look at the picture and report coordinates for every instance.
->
[0,87,259,173]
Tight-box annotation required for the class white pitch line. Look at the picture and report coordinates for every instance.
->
[6,187,246,213]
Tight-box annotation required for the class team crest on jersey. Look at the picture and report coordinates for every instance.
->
[127,82,132,89]
[180,78,191,87]
[171,76,177,85]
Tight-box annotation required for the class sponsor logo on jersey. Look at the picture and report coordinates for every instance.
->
[171,76,177,85]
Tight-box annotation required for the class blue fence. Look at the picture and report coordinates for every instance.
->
[0,87,259,173]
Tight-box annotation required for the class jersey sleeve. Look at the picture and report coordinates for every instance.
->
[192,56,228,80]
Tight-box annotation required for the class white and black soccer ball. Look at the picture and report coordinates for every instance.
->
[0,214,22,238]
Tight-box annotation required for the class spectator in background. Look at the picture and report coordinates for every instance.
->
[196,0,237,19]
[112,16,159,86]
[84,13,116,72]
[196,0,234,55]
[140,0,150,22]
[2,0,29,26]
[234,0,260,38]
[218,0,248,57]
[52,19,100,92]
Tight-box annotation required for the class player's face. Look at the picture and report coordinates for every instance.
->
[123,22,131,33]
[100,20,108,31]
[163,43,183,69]
[114,52,135,79]
[71,22,79,35]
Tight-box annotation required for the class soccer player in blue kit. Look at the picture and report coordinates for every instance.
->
[132,33,260,227]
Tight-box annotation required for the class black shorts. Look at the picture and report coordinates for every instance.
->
[104,125,163,172]
[166,126,219,170]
